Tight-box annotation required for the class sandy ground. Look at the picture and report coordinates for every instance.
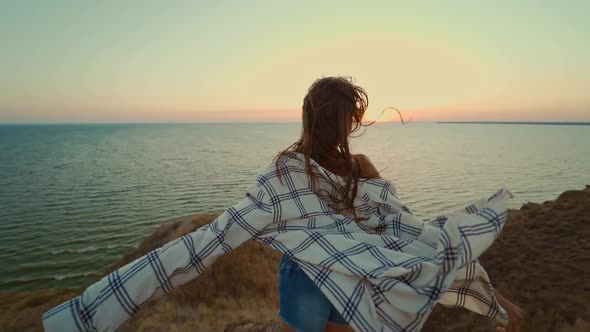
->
[1,186,589,332]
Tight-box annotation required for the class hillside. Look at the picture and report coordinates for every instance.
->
[1,186,589,331]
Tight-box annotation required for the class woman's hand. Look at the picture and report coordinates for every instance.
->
[494,289,524,332]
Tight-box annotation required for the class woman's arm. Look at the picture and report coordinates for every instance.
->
[43,185,274,332]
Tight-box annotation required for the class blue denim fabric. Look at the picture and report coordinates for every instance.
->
[278,255,348,331]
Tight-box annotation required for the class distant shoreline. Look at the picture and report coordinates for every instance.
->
[437,121,590,126]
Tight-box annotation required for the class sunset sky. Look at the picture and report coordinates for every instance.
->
[1,1,589,123]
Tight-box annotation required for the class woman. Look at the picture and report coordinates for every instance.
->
[277,77,380,332]
[43,77,522,332]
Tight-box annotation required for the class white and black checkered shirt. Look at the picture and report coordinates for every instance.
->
[43,152,512,332]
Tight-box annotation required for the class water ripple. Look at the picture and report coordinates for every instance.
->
[1,123,589,291]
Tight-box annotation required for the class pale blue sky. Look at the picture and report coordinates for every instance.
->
[1,0,589,122]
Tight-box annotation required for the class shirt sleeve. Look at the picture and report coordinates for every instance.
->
[437,260,509,325]
[360,180,513,326]
[418,188,513,326]
[42,184,274,332]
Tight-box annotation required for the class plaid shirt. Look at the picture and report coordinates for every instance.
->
[43,152,512,332]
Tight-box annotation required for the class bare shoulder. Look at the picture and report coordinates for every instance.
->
[353,154,374,166]
[353,154,381,179]
[354,153,370,161]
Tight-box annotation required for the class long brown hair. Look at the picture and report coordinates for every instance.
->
[275,76,372,218]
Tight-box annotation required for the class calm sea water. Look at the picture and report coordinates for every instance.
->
[1,122,589,291]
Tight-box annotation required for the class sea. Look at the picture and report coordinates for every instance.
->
[1,122,589,291]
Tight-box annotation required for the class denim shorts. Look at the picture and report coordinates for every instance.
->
[278,255,348,331]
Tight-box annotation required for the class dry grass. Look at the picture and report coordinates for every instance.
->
[1,186,589,331]
[0,289,80,332]
[423,186,590,332]
[103,213,283,332]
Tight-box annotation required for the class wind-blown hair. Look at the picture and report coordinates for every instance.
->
[275,76,372,218]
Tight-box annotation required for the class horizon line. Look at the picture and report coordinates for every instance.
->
[1,120,589,125]
[0,120,413,125]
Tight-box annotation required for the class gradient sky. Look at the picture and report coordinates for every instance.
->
[1,0,589,123]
